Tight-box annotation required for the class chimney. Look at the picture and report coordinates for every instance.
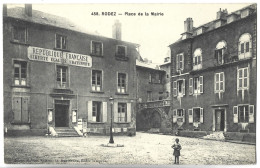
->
[3,4,7,16]
[216,8,228,19]
[112,20,122,40]
[25,4,32,17]
[184,18,193,32]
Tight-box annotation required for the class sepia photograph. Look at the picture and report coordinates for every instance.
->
[1,0,258,166]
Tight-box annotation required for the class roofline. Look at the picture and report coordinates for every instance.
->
[4,15,140,47]
[136,64,165,72]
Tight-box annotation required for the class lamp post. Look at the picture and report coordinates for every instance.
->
[109,96,114,144]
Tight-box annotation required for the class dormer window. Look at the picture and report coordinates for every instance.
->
[238,33,252,60]
[193,48,202,70]
[214,40,227,65]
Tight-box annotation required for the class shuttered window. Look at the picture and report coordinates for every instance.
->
[12,97,29,123]
[215,72,225,93]
[118,103,126,122]
[237,67,249,90]
[117,73,127,93]
[92,70,102,91]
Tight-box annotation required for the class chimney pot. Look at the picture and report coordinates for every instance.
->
[25,4,32,17]
[3,4,7,16]
[112,20,122,40]
[184,17,193,32]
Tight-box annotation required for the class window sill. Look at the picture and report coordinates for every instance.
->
[11,122,31,125]
[115,56,129,61]
[88,122,105,124]
[115,92,129,95]
[10,40,30,46]
[53,48,70,52]
[90,53,103,57]
[90,91,105,94]
[11,85,31,88]
[114,122,130,124]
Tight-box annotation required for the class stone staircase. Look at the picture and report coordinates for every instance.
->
[202,132,225,141]
[54,127,80,137]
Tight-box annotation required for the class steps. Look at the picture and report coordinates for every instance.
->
[202,132,225,141]
[55,127,80,137]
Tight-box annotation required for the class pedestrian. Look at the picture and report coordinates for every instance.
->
[171,138,181,164]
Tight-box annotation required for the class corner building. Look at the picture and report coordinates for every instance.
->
[169,4,256,133]
[3,5,139,136]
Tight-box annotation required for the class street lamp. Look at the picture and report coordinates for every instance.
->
[109,96,114,144]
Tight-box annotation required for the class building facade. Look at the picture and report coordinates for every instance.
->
[169,4,256,133]
[3,5,139,136]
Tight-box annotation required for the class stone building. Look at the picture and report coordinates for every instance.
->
[3,4,139,136]
[169,4,257,133]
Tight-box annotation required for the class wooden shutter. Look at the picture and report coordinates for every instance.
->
[21,97,29,123]
[182,79,185,96]
[183,109,186,123]
[113,102,118,122]
[127,103,131,122]
[173,109,177,123]
[249,105,254,123]
[173,81,177,97]
[181,54,184,70]
[13,97,21,122]
[200,108,204,123]
[233,106,238,123]
[88,101,92,121]
[221,72,225,92]
[102,102,107,122]
[199,76,203,93]
[176,55,179,70]
[189,78,193,95]
[188,109,193,123]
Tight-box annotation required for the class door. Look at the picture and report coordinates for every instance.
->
[215,109,224,131]
[55,100,69,127]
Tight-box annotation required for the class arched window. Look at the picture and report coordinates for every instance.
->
[193,48,202,70]
[215,40,227,65]
[238,33,252,59]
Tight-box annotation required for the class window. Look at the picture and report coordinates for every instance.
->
[13,26,27,43]
[92,70,102,91]
[215,41,227,65]
[233,105,254,124]
[176,53,184,72]
[237,67,249,90]
[173,79,185,97]
[188,107,204,123]
[189,76,203,95]
[238,33,252,59]
[166,91,169,98]
[158,73,163,84]
[14,60,27,86]
[116,45,127,57]
[117,73,127,93]
[238,105,249,123]
[149,73,153,83]
[57,66,68,88]
[166,74,169,78]
[55,34,67,50]
[91,41,103,56]
[147,91,152,101]
[177,109,184,117]
[193,108,201,122]
[193,48,202,70]
[173,109,185,123]
[92,101,101,122]
[215,72,225,93]
[12,97,29,123]
[118,103,127,122]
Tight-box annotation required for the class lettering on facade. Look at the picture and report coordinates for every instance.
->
[28,46,92,67]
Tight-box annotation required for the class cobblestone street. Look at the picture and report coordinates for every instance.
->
[4,132,256,165]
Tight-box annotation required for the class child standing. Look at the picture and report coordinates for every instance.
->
[171,138,182,164]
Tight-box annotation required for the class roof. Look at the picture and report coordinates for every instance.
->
[169,3,257,47]
[5,7,140,47]
[136,60,164,71]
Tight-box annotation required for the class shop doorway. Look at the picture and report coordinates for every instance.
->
[55,100,69,127]
[215,109,225,131]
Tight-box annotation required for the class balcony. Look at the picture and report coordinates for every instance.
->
[139,99,171,109]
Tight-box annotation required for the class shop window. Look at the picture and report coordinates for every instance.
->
[12,97,29,123]
[238,33,252,60]
[189,76,203,95]
[13,60,27,86]
[118,103,127,122]
[92,70,102,91]
[215,72,225,93]
[56,66,68,88]
[173,79,185,97]
[176,53,184,72]
[91,41,103,56]
[12,25,27,43]
[193,48,202,70]
[92,101,101,122]
[237,67,249,91]
[117,73,127,93]
[215,41,227,65]
[55,34,67,50]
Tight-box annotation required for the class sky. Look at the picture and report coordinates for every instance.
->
[6,3,250,64]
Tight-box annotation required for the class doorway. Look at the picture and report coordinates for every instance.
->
[55,100,69,127]
[215,109,225,131]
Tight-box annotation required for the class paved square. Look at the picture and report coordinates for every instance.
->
[4,132,256,165]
